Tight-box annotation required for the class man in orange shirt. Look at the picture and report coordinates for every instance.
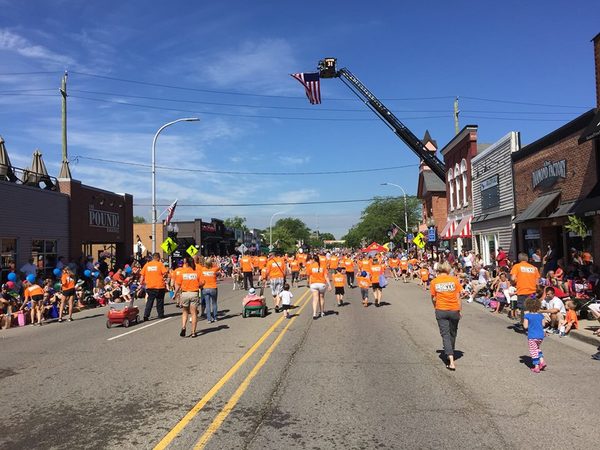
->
[289,255,301,287]
[399,257,409,283]
[266,252,286,312]
[140,252,169,321]
[510,252,540,326]
[388,255,400,280]
[240,254,254,290]
[328,253,339,274]
[342,256,355,288]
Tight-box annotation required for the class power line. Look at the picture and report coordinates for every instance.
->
[73,155,419,176]
[134,197,411,207]
[461,96,590,109]
[462,115,576,122]
[0,71,58,76]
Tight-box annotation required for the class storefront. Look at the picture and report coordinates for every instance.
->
[471,131,520,265]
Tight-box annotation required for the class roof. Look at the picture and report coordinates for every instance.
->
[422,171,446,192]
[512,109,596,162]
[422,129,437,148]
[439,125,478,157]
[548,200,578,218]
[513,192,560,223]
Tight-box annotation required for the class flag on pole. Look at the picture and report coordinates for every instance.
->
[164,199,177,226]
[290,72,321,104]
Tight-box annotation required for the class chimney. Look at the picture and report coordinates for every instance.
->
[594,33,600,108]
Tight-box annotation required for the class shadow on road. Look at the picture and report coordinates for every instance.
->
[519,355,533,368]
[436,349,464,363]
[198,324,230,335]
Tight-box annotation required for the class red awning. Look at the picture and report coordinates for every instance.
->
[453,215,473,238]
[439,220,456,240]
[361,242,387,253]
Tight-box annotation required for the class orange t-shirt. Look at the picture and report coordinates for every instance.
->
[370,264,383,282]
[420,268,430,281]
[510,262,540,295]
[400,259,409,271]
[565,309,579,329]
[357,275,371,289]
[329,256,339,270]
[343,259,355,272]
[61,272,75,290]
[25,284,44,299]
[359,259,371,272]
[290,260,300,272]
[141,260,168,289]
[307,262,327,284]
[333,273,345,287]
[430,274,461,311]
[176,266,202,292]
[318,256,328,270]
[296,253,307,265]
[388,258,399,268]
[258,256,268,269]
[267,258,285,279]
[240,256,253,272]
[200,267,219,289]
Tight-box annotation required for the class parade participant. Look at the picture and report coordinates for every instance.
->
[370,257,384,307]
[357,270,371,307]
[510,253,540,327]
[173,257,203,338]
[289,256,300,287]
[306,254,331,319]
[523,297,546,373]
[200,258,220,323]
[23,278,44,326]
[328,253,339,274]
[58,267,75,322]
[419,264,430,289]
[333,267,345,307]
[140,253,169,321]
[257,254,268,273]
[318,253,328,270]
[400,256,409,283]
[388,255,400,280]
[266,252,286,312]
[430,262,462,371]
[343,255,355,288]
[279,283,293,319]
[171,260,184,307]
[240,254,254,290]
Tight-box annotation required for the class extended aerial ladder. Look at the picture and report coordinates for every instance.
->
[318,58,446,181]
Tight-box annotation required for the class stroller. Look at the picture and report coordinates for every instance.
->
[106,298,140,328]
[242,289,267,318]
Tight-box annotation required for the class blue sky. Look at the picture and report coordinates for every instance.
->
[1,1,598,238]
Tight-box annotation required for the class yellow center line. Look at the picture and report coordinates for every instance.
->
[193,292,313,449]
[153,288,311,450]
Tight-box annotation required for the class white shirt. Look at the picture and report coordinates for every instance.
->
[542,296,566,314]
[478,268,488,284]
[464,253,473,267]
[280,290,293,306]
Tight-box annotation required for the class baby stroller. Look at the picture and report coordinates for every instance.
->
[242,289,267,318]
[106,299,140,328]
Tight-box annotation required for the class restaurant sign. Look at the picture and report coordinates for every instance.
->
[532,160,566,189]
[89,207,120,233]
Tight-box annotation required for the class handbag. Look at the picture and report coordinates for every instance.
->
[17,311,26,327]
[378,274,388,288]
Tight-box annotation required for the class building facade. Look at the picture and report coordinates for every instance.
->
[471,131,520,265]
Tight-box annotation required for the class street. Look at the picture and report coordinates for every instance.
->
[2,279,598,450]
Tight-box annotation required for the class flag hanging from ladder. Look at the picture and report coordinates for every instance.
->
[290,72,321,104]
[164,199,178,226]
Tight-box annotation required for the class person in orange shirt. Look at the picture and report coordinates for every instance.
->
[357,270,371,307]
[562,300,579,336]
[23,279,45,326]
[200,258,220,323]
[343,256,356,288]
[318,253,328,270]
[306,254,331,319]
[240,254,254,290]
[328,254,339,274]
[388,255,400,280]
[510,253,540,327]
[369,257,384,307]
[257,254,268,272]
[289,256,301,287]
[430,262,462,370]
[171,260,185,308]
[399,257,409,283]
[58,267,76,322]
[419,265,430,289]
[333,267,345,307]
[174,257,204,338]
[140,252,169,321]
[266,252,286,312]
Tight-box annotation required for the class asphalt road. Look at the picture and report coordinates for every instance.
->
[2,277,599,449]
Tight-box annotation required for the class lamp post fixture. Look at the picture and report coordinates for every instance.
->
[381,182,409,237]
[151,117,199,254]
[269,211,285,251]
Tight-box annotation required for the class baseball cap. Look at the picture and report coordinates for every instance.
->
[249,288,256,294]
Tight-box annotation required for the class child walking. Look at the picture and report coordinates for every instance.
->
[523,297,547,373]
[357,271,371,307]
[279,283,293,319]
[333,268,345,307]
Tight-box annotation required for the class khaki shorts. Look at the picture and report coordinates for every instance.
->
[180,291,199,308]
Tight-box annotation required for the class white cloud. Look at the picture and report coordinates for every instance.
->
[0,29,77,69]
[278,155,311,165]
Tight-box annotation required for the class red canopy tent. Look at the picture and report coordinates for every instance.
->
[361,242,387,253]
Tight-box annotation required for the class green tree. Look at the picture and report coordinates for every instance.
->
[342,196,421,248]
[270,217,311,253]
[308,232,336,249]
[224,216,248,231]
[133,216,147,223]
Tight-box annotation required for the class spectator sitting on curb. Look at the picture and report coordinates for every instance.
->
[541,286,566,334]
[560,300,579,337]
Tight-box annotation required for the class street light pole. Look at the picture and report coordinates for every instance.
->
[381,182,409,237]
[269,211,285,250]
[151,117,199,254]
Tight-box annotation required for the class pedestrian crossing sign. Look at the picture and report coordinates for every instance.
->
[186,245,198,257]
[161,237,178,254]
[412,232,426,249]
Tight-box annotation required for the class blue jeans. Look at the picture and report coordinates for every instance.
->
[203,288,218,322]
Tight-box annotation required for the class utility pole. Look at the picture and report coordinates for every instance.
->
[58,71,72,179]
[453,96,460,135]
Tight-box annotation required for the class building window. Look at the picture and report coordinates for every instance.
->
[31,239,57,276]
[455,163,461,208]
[461,159,468,206]
[1,238,17,281]
[448,169,455,210]
[481,175,500,210]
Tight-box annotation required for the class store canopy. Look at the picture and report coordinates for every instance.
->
[453,215,472,238]
[572,182,600,215]
[361,242,387,253]
[438,220,456,240]
[578,108,600,144]
[548,200,578,218]
[513,192,560,223]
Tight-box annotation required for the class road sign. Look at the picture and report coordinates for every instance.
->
[413,232,426,249]
[237,244,248,254]
[161,237,178,255]
[186,245,198,257]
[407,233,414,241]
[428,226,437,243]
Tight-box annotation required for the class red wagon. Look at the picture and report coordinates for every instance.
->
[106,301,140,328]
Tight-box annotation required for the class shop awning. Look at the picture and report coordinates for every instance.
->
[453,215,472,238]
[578,108,600,144]
[513,192,560,223]
[439,220,456,240]
[472,210,512,224]
[548,200,578,218]
[572,182,600,215]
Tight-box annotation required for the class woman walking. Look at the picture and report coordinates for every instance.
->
[306,254,331,319]
[430,262,462,371]
[200,258,220,323]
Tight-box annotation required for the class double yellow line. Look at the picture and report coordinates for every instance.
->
[154,289,312,450]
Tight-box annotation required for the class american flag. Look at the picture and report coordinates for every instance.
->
[390,226,399,239]
[290,72,321,104]
[164,199,177,226]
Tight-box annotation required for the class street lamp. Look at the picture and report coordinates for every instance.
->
[269,211,285,251]
[381,182,409,238]
[151,117,199,254]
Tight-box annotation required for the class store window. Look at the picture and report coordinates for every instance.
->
[448,169,455,210]
[1,238,17,281]
[455,163,461,208]
[31,239,57,276]
[481,175,500,211]
[461,159,468,206]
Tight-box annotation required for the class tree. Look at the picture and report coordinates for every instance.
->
[342,196,421,248]
[308,232,336,249]
[133,216,147,223]
[270,217,311,253]
[224,216,248,231]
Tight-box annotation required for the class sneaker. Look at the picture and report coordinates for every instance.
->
[320,312,325,317]
[539,362,547,371]
[180,328,186,337]
[67,318,73,322]
[531,366,540,373]
[313,315,318,320]
[58,318,63,323]
[559,332,567,338]
[591,353,600,360]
